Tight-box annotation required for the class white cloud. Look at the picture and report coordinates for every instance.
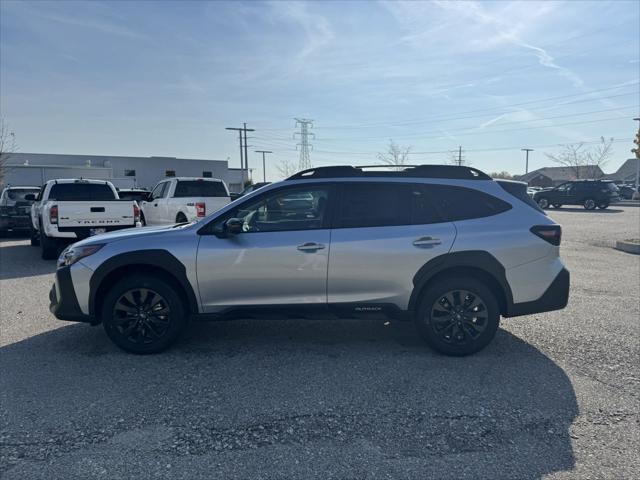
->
[268,1,334,58]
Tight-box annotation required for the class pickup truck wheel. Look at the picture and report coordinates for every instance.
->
[415,277,500,356]
[39,223,58,260]
[30,224,40,246]
[176,213,187,223]
[583,198,596,210]
[102,275,188,354]
[536,197,550,209]
[140,212,146,226]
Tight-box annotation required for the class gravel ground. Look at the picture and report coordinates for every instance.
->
[1,206,638,479]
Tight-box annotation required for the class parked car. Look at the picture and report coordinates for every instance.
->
[116,188,150,204]
[230,182,271,201]
[50,165,569,356]
[0,185,40,235]
[140,177,231,225]
[526,186,542,198]
[533,180,620,210]
[617,184,638,200]
[30,179,141,259]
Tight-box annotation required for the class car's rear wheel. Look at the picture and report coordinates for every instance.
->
[583,198,596,210]
[39,221,58,260]
[140,212,146,226]
[415,277,500,356]
[552,203,562,208]
[176,212,187,223]
[537,197,550,209]
[30,223,40,246]
[597,202,609,209]
[102,275,188,354]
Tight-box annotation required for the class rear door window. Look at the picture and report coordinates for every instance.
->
[174,181,228,198]
[335,183,441,228]
[48,183,116,201]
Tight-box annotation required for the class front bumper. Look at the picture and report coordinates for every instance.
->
[50,266,95,323]
[505,268,570,317]
[0,214,31,230]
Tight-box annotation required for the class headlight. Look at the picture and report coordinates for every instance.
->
[58,244,104,268]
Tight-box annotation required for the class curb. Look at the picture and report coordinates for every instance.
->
[615,240,640,255]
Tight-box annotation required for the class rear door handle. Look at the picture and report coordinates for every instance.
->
[297,242,325,252]
[413,236,441,247]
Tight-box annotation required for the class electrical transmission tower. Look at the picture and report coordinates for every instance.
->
[294,118,314,171]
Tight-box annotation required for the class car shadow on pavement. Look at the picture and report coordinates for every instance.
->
[0,241,57,280]
[551,207,623,214]
[1,320,578,480]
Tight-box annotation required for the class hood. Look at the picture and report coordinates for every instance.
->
[72,224,183,247]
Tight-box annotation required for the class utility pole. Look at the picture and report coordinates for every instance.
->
[458,146,462,166]
[294,118,314,171]
[226,124,254,187]
[633,118,640,194]
[521,148,534,174]
[255,150,272,182]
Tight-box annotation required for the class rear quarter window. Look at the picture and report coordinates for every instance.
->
[174,181,228,198]
[426,184,512,221]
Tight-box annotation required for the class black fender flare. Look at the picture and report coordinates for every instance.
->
[408,251,514,313]
[89,249,199,315]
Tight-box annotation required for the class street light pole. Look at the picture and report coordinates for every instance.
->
[521,148,533,175]
[254,150,272,183]
[634,118,640,195]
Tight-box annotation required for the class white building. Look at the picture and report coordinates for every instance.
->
[3,152,245,192]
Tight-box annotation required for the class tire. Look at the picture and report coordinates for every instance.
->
[597,202,609,209]
[552,204,562,209]
[583,198,596,210]
[30,223,40,246]
[102,274,188,354]
[176,213,187,223]
[415,276,500,356]
[140,212,146,226]
[537,197,550,209]
[39,222,58,260]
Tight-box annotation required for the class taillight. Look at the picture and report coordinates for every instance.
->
[530,225,561,246]
[196,202,206,217]
[133,203,140,222]
[50,205,58,225]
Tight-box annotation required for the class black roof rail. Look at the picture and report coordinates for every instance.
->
[286,164,492,181]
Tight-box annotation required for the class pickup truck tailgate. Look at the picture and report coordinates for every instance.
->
[57,201,136,228]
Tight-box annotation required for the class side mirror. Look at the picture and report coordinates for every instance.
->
[225,218,243,235]
[24,194,36,201]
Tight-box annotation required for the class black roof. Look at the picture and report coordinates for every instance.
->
[286,165,492,181]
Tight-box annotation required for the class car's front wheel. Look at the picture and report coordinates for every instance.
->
[415,276,500,356]
[536,197,550,209]
[102,275,188,354]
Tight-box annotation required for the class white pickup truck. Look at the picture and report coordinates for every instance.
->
[29,179,141,259]
[140,177,231,225]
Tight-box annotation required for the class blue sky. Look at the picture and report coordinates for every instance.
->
[1,0,638,180]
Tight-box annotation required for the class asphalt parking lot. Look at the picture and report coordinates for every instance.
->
[1,206,639,479]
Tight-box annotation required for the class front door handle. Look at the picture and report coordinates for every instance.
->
[413,236,442,247]
[297,242,325,252]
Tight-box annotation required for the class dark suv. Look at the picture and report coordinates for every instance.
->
[533,180,620,210]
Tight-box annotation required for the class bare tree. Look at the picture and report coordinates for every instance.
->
[377,140,411,167]
[275,159,297,179]
[0,117,17,187]
[545,137,613,179]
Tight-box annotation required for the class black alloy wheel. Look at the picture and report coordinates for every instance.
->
[112,288,172,345]
[430,289,488,346]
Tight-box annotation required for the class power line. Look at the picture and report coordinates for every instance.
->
[294,118,314,170]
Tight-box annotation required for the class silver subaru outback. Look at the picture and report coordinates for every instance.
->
[50,165,569,356]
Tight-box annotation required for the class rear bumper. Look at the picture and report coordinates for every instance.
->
[505,268,570,317]
[50,266,95,323]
